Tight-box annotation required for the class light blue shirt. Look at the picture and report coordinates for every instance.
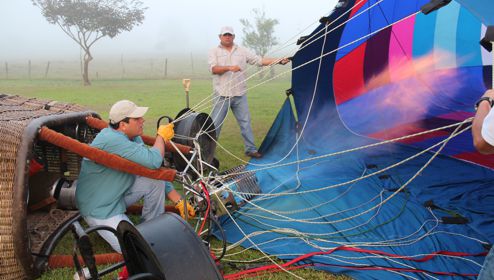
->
[76,128,166,219]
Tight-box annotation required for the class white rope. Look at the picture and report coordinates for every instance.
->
[220,235,481,278]
[226,122,472,201]
[214,208,483,278]
[179,0,406,125]
[239,194,385,238]
[171,9,424,176]
[373,254,434,280]
[202,22,331,167]
[217,208,439,250]
[183,120,471,248]
[239,190,383,224]
[164,3,487,276]
[184,121,478,262]
[202,0,379,116]
[169,6,426,181]
[221,118,472,175]
[323,252,483,268]
[228,213,439,249]
[171,0,387,128]
[212,122,471,243]
[242,165,367,213]
[217,197,306,279]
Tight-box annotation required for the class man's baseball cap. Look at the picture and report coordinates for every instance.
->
[220,26,235,36]
[109,100,148,124]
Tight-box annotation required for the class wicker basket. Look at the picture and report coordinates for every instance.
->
[0,94,99,279]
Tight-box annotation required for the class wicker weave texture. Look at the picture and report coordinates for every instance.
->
[0,95,86,280]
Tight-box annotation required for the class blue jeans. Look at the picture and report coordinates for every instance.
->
[210,94,257,153]
[479,247,494,280]
[84,176,171,253]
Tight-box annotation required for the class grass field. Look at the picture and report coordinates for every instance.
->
[0,79,350,280]
[0,78,291,170]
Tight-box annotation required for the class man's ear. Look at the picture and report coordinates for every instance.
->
[118,121,126,131]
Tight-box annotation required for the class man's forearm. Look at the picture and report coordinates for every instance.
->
[167,189,182,204]
[153,135,166,157]
[212,65,237,75]
[261,58,278,66]
[261,57,290,66]
[473,97,494,154]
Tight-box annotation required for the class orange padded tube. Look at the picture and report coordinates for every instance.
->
[38,126,176,182]
[48,253,124,269]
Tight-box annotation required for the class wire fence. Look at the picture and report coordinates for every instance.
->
[1,56,206,80]
[1,56,291,81]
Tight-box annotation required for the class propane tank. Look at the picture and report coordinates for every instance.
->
[50,178,78,210]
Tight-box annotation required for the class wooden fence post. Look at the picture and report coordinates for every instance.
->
[44,62,50,79]
[163,58,168,79]
[121,54,125,79]
[190,52,194,74]
[28,60,31,80]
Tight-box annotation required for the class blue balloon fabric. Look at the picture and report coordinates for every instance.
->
[217,0,494,279]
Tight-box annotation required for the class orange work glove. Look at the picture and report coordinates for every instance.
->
[157,123,175,141]
[174,199,196,219]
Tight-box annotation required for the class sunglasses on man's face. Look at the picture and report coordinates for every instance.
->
[222,33,234,37]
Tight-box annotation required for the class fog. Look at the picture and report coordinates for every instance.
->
[1,0,338,61]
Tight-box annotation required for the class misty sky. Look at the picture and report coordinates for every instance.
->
[0,0,338,61]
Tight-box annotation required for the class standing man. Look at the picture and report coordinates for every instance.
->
[76,100,195,253]
[472,89,494,279]
[208,26,290,158]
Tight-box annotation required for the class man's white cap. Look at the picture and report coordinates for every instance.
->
[109,100,148,124]
[220,26,235,36]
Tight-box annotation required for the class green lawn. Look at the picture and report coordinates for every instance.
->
[0,79,350,279]
[0,78,288,170]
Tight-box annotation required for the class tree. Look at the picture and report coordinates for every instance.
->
[32,0,146,85]
[240,8,279,78]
